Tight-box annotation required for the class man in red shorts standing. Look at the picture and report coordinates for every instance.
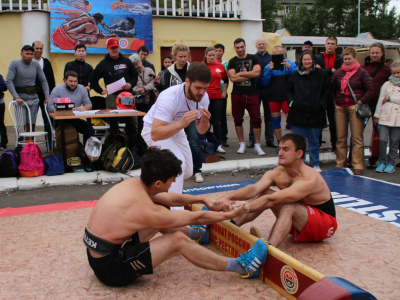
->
[219,133,337,247]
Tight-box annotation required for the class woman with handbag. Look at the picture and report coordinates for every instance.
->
[373,61,400,173]
[331,47,374,175]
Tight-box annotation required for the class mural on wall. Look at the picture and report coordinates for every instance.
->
[49,0,153,54]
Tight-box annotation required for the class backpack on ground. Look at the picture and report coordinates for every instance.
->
[18,141,45,177]
[103,132,128,150]
[43,152,65,176]
[0,151,19,177]
[199,139,220,163]
[55,123,81,160]
[108,147,135,173]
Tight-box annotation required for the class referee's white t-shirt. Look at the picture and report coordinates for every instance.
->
[143,83,209,127]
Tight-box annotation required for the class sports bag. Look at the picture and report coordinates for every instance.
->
[18,141,45,177]
[0,151,19,177]
[108,147,134,173]
[43,152,65,176]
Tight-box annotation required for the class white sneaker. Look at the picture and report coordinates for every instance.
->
[254,143,265,156]
[313,166,322,172]
[216,145,226,154]
[237,142,246,154]
[194,172,204,183]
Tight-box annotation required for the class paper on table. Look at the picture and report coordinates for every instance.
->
[110,109,138,114]
[73,110,99,116]
[106,78,127,95]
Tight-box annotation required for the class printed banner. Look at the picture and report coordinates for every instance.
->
[49,0,153,54]
[322,168,400,227]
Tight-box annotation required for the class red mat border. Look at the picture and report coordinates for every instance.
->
[0,200,98,218]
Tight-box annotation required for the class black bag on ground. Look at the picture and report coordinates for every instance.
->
[0,151,19,177]
[103,132,128,150]
[199,139,220,163]
[100,141,134,173]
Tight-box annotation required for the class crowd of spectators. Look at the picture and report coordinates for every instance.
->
[1,37,399,179]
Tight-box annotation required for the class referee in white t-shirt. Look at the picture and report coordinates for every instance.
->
[142,62,212,209]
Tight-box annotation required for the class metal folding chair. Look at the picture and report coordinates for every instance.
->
[44,103,56,152]
[8,101,47,148]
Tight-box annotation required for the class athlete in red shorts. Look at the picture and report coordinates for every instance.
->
[218,133,337,247]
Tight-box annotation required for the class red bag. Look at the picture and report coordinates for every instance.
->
[18,141,45,177]
[370,127,379,157]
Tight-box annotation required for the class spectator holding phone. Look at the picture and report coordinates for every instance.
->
[262,45,296,151]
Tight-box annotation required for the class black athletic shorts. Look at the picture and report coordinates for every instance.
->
[86,232,153,286]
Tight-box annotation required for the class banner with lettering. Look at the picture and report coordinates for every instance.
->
[49,0,153,54]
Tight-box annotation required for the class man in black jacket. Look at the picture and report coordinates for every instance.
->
[33,41,56,151]
[64,44,93,93]
[315,37,343,152]
[90,38,138,148]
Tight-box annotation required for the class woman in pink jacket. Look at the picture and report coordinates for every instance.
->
[373,61,400,173]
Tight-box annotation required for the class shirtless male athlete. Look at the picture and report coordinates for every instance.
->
[219,133,337,247]
[84,147,268,286]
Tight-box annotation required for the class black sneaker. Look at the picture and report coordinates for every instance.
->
[367,162,376,169]
[396,162,400,168]
[247,141,254,148]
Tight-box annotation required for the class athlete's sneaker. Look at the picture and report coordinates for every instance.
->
[383,163,395,173]
[237,142,246,154]
[237,239,268,279]
[191,205,209,244]
[375,163,386,173]
[254,143,265,156]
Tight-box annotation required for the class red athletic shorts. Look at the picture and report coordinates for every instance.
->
[290,205,337,242]
[269,100,289,115]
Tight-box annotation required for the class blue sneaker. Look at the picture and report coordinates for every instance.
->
[237,239,268,279]
[191,205,209,244]
[384,164,395,173]
[375,163,386,173]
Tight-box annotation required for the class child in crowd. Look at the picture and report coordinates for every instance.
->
[374,61,400,173]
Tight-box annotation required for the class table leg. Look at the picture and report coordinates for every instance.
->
[59,120,68,171]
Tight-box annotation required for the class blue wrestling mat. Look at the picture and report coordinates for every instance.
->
[183,180,256,195]
[322,169,400,227]
[185,172,400,228]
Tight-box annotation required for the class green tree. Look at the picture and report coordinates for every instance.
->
[261,0,284,32]
[283,3,315,36]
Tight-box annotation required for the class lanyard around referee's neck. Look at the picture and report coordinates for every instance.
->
[183,83,198,112]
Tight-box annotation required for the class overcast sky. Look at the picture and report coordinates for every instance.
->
[388,0,399,15]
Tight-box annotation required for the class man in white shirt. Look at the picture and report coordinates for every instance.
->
[142,62,211,207]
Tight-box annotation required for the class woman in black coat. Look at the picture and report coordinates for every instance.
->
[286,50,330,172]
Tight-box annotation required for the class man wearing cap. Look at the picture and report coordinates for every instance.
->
[297,41,318,65]
[52,12,115,50]
[6,45,49,133]
[90,38,138,147]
